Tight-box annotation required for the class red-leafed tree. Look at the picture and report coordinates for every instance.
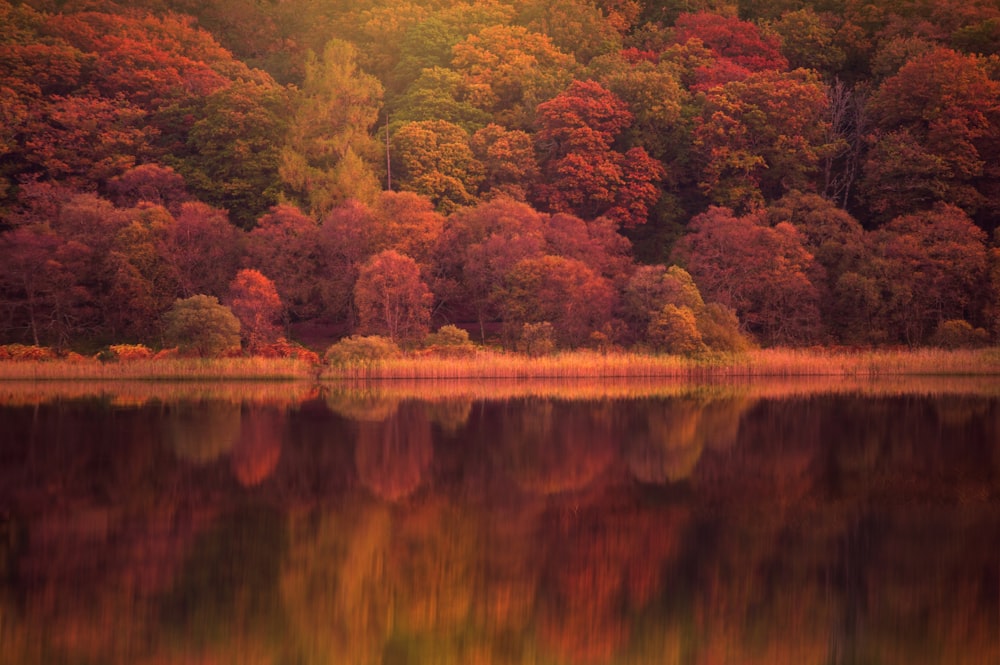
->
[160,201,241,299]
[227,269,283,352]
[692,69,834,212]
[673,206,824,346]
[245,204,329,321]
[867,204,989,345]
[861,47,1000,222]
[533,80,664,228]
[496,254,616,348]
[354,250,433,344]
[671,11,788,72]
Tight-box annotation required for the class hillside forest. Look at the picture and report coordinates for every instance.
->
[3,0,1000,354]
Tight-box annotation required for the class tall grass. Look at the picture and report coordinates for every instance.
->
[2,347,998,382]
[319,347,1000,380]
[0,357,318,381]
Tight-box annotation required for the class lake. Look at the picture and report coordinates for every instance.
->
[1,378,998,664]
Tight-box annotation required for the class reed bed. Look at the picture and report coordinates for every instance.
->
[319,347,1000,380]
[0,357,318,381]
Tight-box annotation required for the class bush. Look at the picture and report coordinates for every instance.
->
[647,305,705,355]
[108,344,154,361]
[0,344,58,361]
[422,325,476,356]
[517,322,556,357]
[162,295,242,358]
[325,335,402,365]
[257,337,321,365]
[928,319,990,349]
[697,303,753,352]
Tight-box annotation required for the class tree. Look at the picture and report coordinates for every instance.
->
[161,294,241,357]
[496,254,616,347]
[160,201,242,299]
[390,119,483,212]
[279,39,383,215]
[245,204,329,321]
[867,204,989,345]
[354,250,433,344]
[673,206,824,345]
[227,269,283,352]
[450,24,579,129]
[469,124,540,200]
[671,11,788,72]
[647,304,705,354]
[533,80,664,227]
[176,80,289,228]
[516,0,623,64]
[861,48,1000,222]
[692,69,834,211]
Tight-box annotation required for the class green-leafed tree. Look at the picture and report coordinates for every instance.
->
[280,39,383,216]
[162,294,241,357]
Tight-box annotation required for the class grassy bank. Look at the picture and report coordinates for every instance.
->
[0,356,318,381]
[1,347,999,381]
[320,347,1000,379]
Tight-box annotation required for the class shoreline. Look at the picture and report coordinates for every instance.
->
[0,347,999,381]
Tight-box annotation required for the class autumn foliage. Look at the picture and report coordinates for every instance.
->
[1,0,999,352]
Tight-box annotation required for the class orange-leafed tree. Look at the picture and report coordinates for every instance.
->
[227,269,283,352]
[354,250,433,344]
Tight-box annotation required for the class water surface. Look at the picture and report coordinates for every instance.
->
[1,378,998,664]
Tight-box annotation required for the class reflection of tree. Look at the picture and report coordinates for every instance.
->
[539,492,687,664]
[390,497,476,634]
[163,400,241,464]
[159,505,286,653]
[624,397,751,484]
[282,502,393,665]
[230,407,284,487]
[501,401,615,495]
[325,389,400,422]
[625,399,704,484]
[355,403,433,501]
[425,397,473,434]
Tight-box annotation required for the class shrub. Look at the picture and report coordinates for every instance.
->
[162,295,242,357]
[108,344,154,361]
[422,325,476,356]
[325,335,402,365]
[697,303,753,352]
[257,337,321,365]
[647,305,705,355]
[0,344,58,361]
[928,319,990,349]
[517,322,556,357]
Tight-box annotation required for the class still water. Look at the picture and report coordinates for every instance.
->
[0,378,998,664]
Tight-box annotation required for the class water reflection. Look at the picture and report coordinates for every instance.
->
[0,379,998,664]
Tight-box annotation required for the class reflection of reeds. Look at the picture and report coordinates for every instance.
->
[3,375,998,408]
[319,348,1000,380]
[0,380,319,407]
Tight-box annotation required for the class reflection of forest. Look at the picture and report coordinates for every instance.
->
[1,385,998,664]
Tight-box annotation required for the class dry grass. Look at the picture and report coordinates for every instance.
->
[0,356,318,381]
[1,347,998,384]
[319,347,1000,380]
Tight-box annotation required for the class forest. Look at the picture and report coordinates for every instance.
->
[2,0,1000,355]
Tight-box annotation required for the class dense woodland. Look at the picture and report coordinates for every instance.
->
[2,0,1000,353]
